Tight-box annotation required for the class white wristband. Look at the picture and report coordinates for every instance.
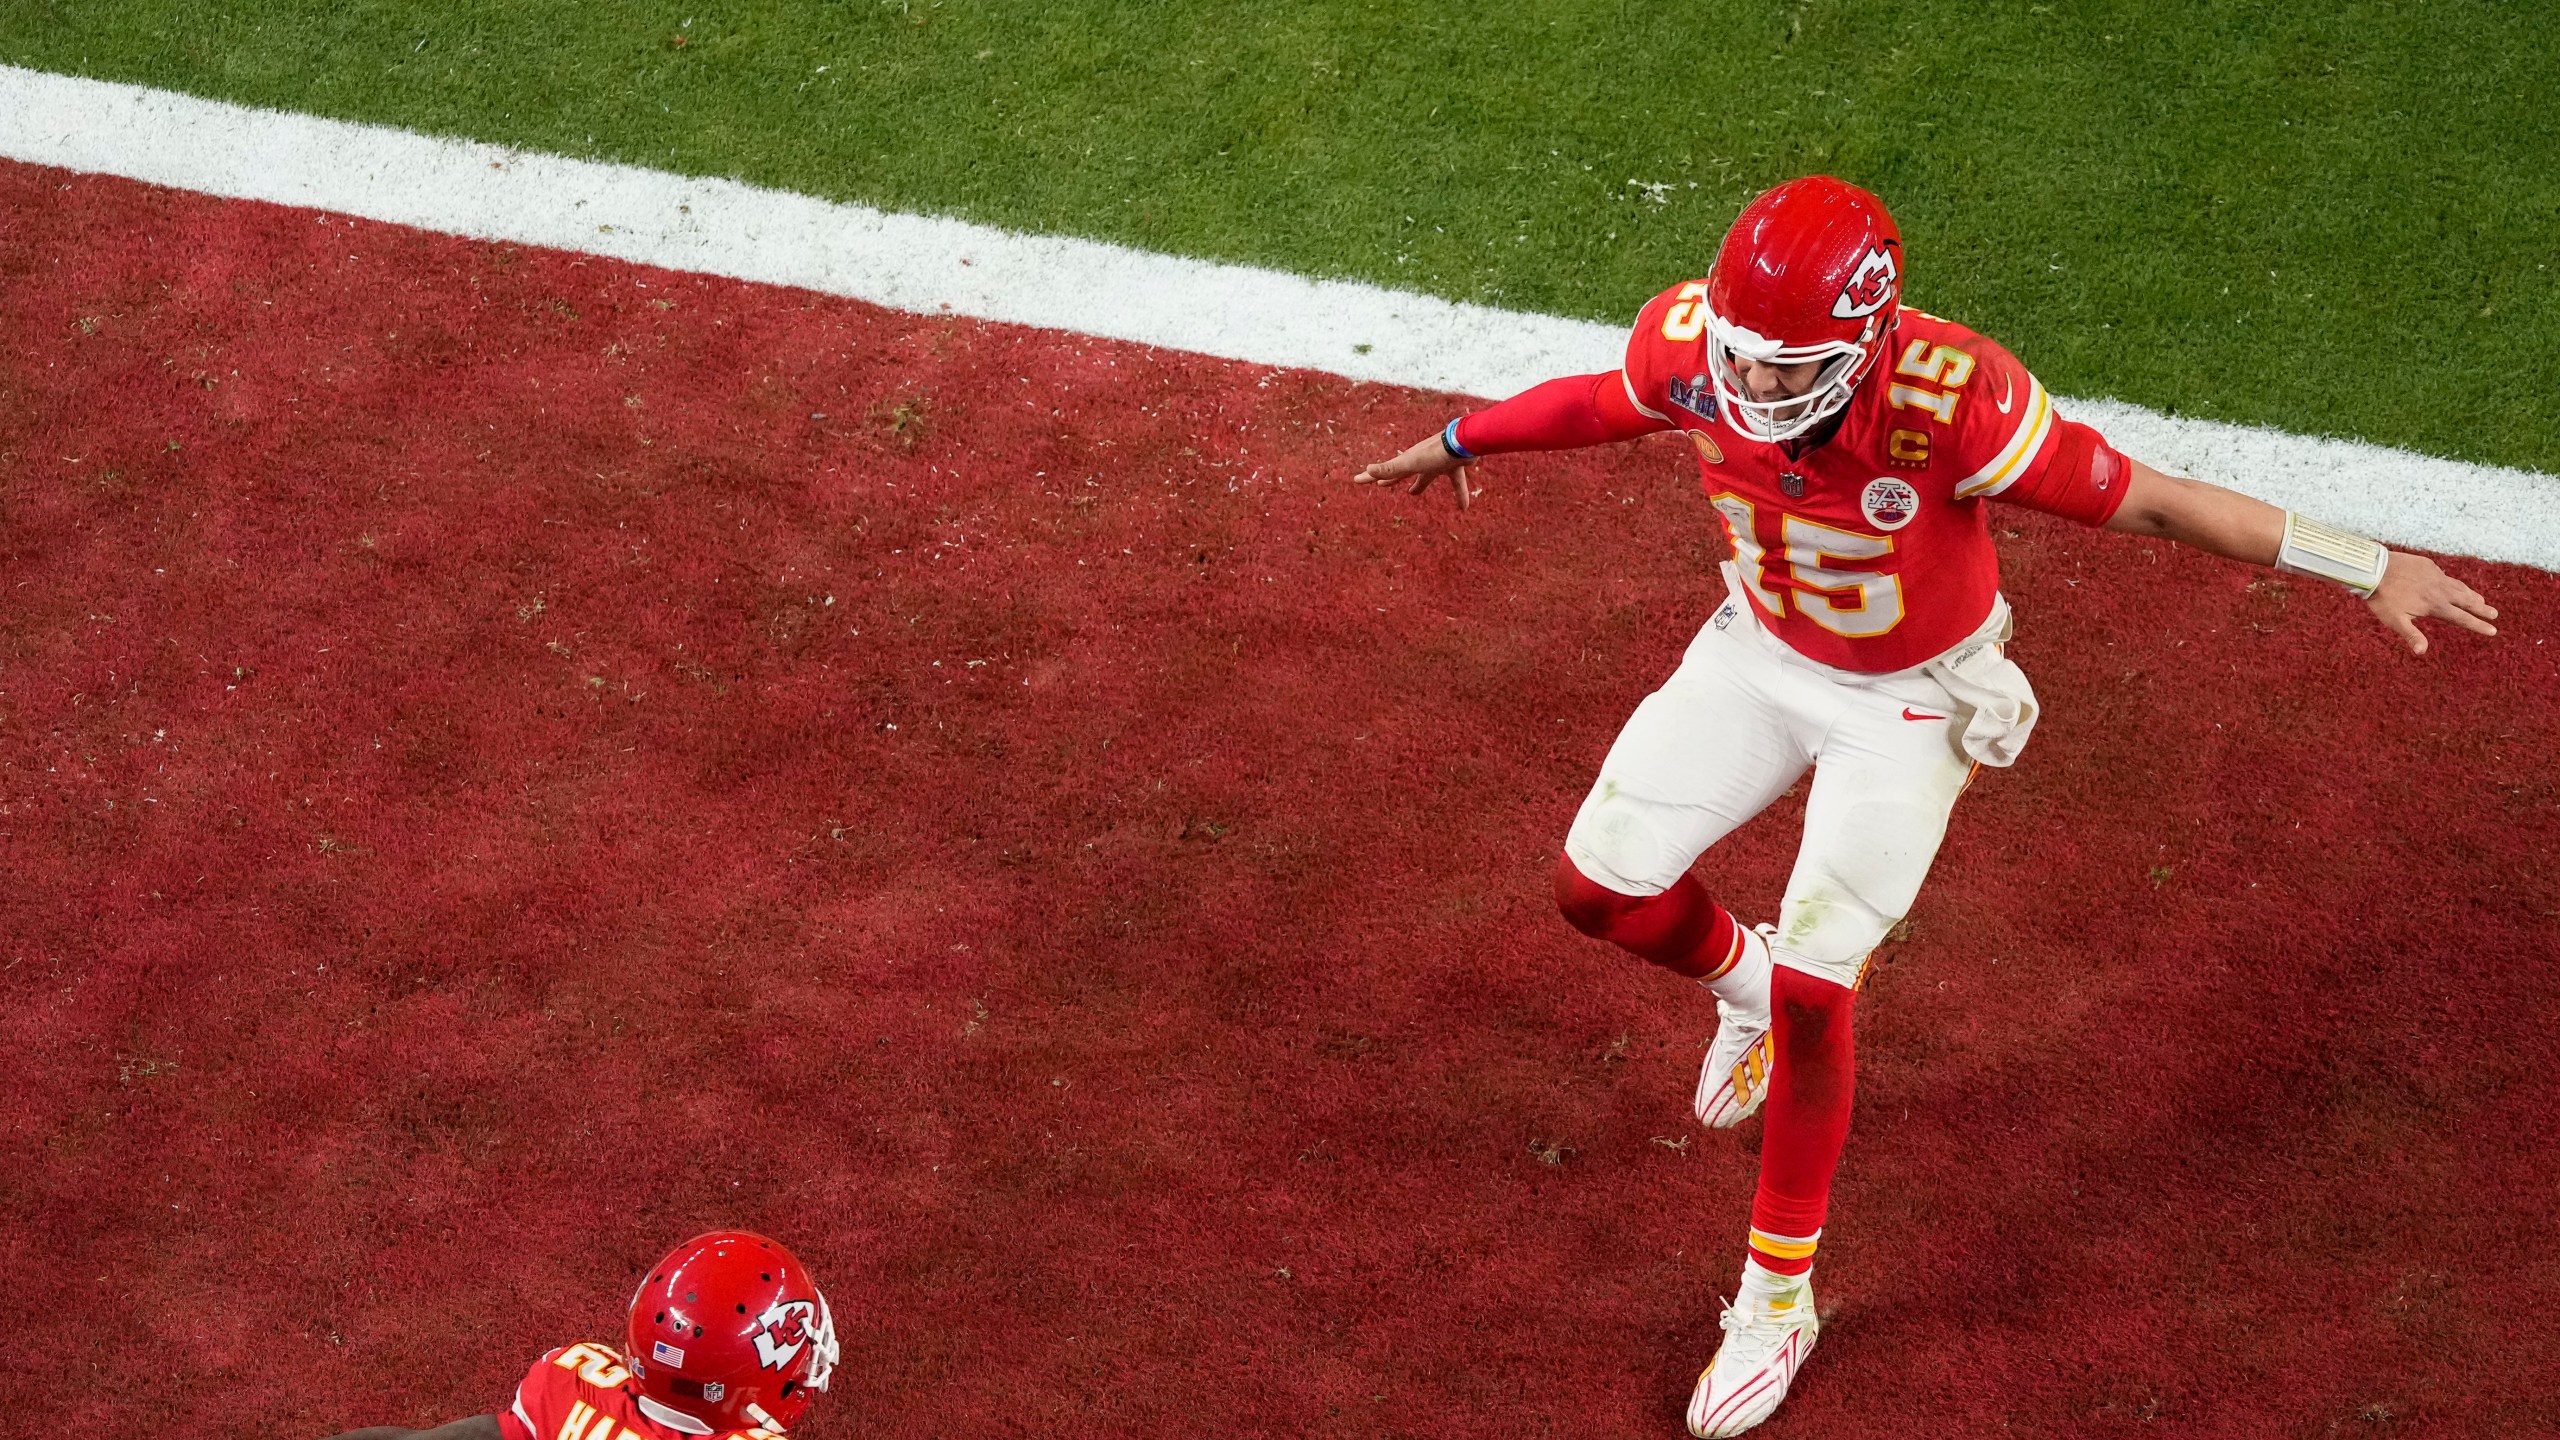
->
[2276,511,2389,597]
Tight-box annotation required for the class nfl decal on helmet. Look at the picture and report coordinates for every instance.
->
[626,1230,840,1435]
[1701,176,1903,442]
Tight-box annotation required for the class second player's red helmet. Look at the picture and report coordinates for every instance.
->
[1703,176,1903,442]
[626,1230,839,1434]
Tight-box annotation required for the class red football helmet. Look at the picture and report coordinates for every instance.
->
[626,1230,839,1435]
[1702,176,1904,442]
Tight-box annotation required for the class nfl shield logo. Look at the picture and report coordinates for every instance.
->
[1780,471,1807,499]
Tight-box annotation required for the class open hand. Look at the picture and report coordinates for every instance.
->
[2369,551,2497,654]
[1353,432,1476,511]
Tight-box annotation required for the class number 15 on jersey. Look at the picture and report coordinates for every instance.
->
[1711,493,1906,639]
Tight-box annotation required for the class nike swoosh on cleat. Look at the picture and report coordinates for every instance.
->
[1901,708,1948,721]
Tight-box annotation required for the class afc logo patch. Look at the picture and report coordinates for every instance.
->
[1860,476,1919,531]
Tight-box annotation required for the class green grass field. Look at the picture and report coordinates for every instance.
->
[5,1,2556,472]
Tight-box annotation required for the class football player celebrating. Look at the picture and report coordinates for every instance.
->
[1354,176,2497,1436]
[320,1230,839,1440]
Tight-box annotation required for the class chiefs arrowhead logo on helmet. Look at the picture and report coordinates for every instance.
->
[1831,246,1899,319]
[752,1298,820,1370]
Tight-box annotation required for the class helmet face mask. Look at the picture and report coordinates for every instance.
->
[802,1291,840,1395]
[1703,310,1875,442]
[1699,176,1903,443]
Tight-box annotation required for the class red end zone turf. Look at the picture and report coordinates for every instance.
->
[2,161,2555,1438]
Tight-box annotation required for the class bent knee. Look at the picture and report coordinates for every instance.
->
[1564,780,1686,896]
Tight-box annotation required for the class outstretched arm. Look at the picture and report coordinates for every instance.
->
[1353,369,1669,510]
[2103,459,2498,654]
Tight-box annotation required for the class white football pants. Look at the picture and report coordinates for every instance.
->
[1564,594,1986,989]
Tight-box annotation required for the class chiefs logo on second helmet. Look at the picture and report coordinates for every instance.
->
[752,1299,820,1370]
[1831,246,1899,319]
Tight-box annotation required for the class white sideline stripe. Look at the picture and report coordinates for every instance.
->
[4,64,2556,572]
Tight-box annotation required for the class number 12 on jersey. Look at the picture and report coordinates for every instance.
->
[1710,493,1905,638]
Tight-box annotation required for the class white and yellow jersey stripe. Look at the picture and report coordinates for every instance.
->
[1952,372,2054,500]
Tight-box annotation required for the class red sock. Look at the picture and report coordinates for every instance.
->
[1553,855,1743,980]
[1747,966,1857,1275]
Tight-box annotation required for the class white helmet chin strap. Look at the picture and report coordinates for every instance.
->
[635,1395,717,1436]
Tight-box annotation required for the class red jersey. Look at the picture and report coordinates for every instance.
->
[1618,283,2127,672]
[499,1343,783,1440]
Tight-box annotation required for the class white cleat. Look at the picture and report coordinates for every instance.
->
[1686,1277,1820,1438]
[1693,925,1775,1129]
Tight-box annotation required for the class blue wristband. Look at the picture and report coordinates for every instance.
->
[1440,418,1478,461]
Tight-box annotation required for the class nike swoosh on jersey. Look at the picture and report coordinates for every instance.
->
[1901,708,1949,721]
[1995,375,2015,414]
